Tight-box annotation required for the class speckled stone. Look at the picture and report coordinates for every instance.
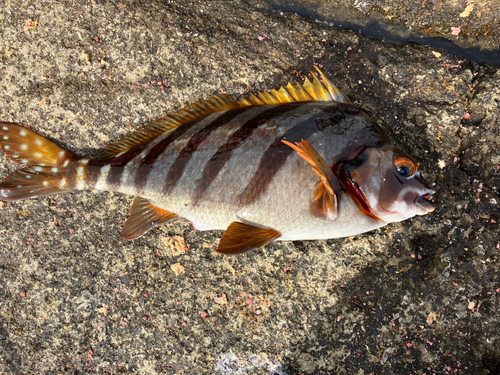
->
[0,1,499,374]
[268,0,500,58]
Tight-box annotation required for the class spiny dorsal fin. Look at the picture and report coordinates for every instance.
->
[237,67,348,106]
[312,66,348,103]
[120,196,178,240]
[100,68,348,159]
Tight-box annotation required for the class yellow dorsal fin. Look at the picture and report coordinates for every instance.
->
[99,68,348,159]
[99,93,245,159]
[314,66,348,103]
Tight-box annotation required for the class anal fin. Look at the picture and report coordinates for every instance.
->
[216,221,281,255]
[120,196,177,240]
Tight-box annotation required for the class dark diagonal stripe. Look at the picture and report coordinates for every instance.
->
[238,104,344,205]
[133,116,207,194]
[107,166,123,188]
[86,131,166,190]
[193,104,301,205]
[163,107,249,196]
[95,144,153,189]
[84,166,104,189]
[64,165,78,191]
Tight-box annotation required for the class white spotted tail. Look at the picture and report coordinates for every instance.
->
[0,123,78,201]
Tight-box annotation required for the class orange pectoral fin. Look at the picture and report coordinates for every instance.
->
[311,181,338,222]
[120,196,178,240]
[216,221,281,255]
[282,139,339,221]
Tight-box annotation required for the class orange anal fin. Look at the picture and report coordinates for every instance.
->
[120,196,178,240]
[282,139,340,221]
[216,222,281,255]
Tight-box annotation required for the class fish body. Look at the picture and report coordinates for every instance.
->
[0,69,434,254]
[112,102,385,240]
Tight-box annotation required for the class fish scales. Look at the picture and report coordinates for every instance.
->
[193,104,302,206]
[164,103,320,227]
[166,103,312,209]
[141,107,265,199]
[0,68,435,254]
[163,107,253,197]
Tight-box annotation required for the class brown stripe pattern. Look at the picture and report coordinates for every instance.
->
[193,104,303,205]
[79,165,103,190]
[79,102,348,205]
[85,135,162,189]
[162,107,249,196]
[133,116,207,194]
[107,165,124,188]
[238,103,345,205]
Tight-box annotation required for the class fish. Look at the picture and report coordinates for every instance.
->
[0,67,435,255]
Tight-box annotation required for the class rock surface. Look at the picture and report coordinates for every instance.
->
[268,0,500,60]
[0,1,499,374]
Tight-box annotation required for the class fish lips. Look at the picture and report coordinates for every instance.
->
[415,190,435,215]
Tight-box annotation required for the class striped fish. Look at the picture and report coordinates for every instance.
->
[0,68,434,254]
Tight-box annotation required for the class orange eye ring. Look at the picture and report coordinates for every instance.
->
[395,155,417,177]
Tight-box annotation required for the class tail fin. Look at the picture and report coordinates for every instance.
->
[0,123,78,202]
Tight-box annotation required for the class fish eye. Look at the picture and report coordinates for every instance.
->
[395,155,416,177]
[397,165,411,176]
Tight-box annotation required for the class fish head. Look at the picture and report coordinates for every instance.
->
[342,147,435,223]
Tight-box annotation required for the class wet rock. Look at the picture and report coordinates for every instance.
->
[267,0,500,64]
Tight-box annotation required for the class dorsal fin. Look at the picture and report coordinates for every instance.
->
[99,94,246,159]
[236,66,349,106]
[100,67,348,159]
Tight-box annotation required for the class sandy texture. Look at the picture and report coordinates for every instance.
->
[0,1,499,374]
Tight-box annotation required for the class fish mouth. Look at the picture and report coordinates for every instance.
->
[415,190,435,215]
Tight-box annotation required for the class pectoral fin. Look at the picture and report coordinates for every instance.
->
[120,196,177,240]
[311,181,337,221]
[216,222,281,255]
[282,139,340,221]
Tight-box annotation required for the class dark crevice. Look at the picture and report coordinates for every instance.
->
[261,1,500,66]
